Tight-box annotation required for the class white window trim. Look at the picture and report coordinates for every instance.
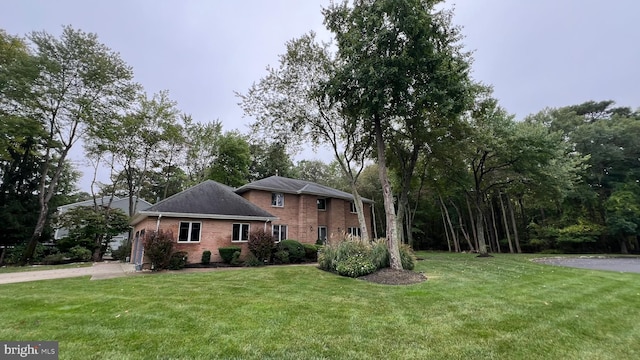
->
[272,192,285,207]
[347,227,361,237]
[178,221,202,243]
[318,226,328,243]
[272,224,288,242]
[317,198,327,211]
[350,201,357,214]
[232,223,250,242]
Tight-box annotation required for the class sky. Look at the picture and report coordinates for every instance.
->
[2,0,639,192]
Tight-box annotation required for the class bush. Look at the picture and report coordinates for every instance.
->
[303,244,319,261]
[42,253,66,265]
[278,239,305,263]
[68,245,92,262]
[371,239,390,269]
[399,244,416,270]
[248,229,276,263]
[231,251,242,266]
[273,250,290,264]
[219,246,242,264]
[5,243,47,265]
[335,253,376,278]
[143,230,174,271]
[201,250,212,265]
[112,242,132,261]
[244,253,263,267]
[318,245,337,271]
[168,251,188,270]
[318,237,371,273]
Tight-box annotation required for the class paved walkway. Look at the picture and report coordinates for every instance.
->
[0,262,136,285]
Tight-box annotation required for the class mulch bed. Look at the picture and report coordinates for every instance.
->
[358,268,427,285]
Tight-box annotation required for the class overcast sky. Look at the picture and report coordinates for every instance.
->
[2,0,639,192]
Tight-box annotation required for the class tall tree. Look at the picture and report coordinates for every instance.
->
[323,0,474,268]
[17,26,137,263]
[207,131,251,187]
[239,32,372,240]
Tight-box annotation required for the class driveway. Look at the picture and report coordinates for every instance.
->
[536,257,640,273]
[0,262,135,285]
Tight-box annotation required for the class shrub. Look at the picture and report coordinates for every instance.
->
[168,251,188,270]
[318,245,337,271]
[244,253,263,267]
[371,239,390,269]
[201,250,212,265]
[399,244,416,270]
[68,245,92,262]
[303,243,319,261]
[219,246,242,264]
[5,243,47,265]
[143,229,174,271]
[335,253,376,278]
[42,253,66,265]
[319,237,371,273]
[278,239,305,263]
[112,242,132,261]
[248,229,276,263]
[273,250,290,264]
[231,251,242,266]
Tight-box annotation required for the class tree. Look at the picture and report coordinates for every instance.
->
[239,32,372,241]
[13,26,138,263]
[207,131,251,187]
[183,118,222,186]
[55,206,130,261]
[323,0,474,268]
[249,141,295,181]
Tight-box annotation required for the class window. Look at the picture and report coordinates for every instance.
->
[350,201,357,213]
[178,222,201,242]
[232,223,250,242]
[272,224,288,242]
[318,226,328,244]
[347,227,361,237]
[317,198,327,211]
[272,192,284,207]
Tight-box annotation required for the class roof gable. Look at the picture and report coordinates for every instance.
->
[235,176,373,203]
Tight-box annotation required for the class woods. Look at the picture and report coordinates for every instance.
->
[1,1,639,266]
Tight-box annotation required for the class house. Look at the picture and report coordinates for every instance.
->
[235,176,374,244]
[54,196,152,250]
[129,176,374,265]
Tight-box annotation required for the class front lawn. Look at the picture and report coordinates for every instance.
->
[0,253,638,359]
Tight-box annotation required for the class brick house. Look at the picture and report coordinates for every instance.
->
[129,176,373,266]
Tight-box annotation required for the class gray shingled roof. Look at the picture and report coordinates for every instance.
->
[132,180,276,224]
[235,176,373,203]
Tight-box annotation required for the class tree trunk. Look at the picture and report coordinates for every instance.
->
[508,196,522,253]
[490,199,501,253]
[374,115,401,269]
[349,183,370,241]
[620,237,630,254]
[466,196,478,250]
[451,200,474,251]
[439,195,459,252]
[499,191,514,253]
[440,203,452,252]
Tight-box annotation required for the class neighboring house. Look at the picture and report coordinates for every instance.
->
[55,196,153,250]
[129,176,374,266]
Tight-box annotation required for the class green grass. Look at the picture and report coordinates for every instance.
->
[0,252,638,359]
[0,262,92,274]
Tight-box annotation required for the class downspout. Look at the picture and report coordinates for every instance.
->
[156,214,162,231]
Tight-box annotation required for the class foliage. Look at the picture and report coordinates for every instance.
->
[277,239,306,264]
[219,246,242,264]
[273,250,290,265]
[67,245,92,262]
[167,251,188,270]
[206,131,251,187]
[201,250,212,265]
[143,230,175,271]
[111,242,132,261]
[370,239,390,269]
[55,205,130,261]
[335,253,376,278]
[41,253,65,265]
[247,229,276,263]
[243,253,264,267]
[303,243,319,261]
[4,243,46,265]
[399,244,417,271]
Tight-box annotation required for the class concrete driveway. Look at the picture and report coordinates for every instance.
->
[536,257,640,273]
[0,261,135,285]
